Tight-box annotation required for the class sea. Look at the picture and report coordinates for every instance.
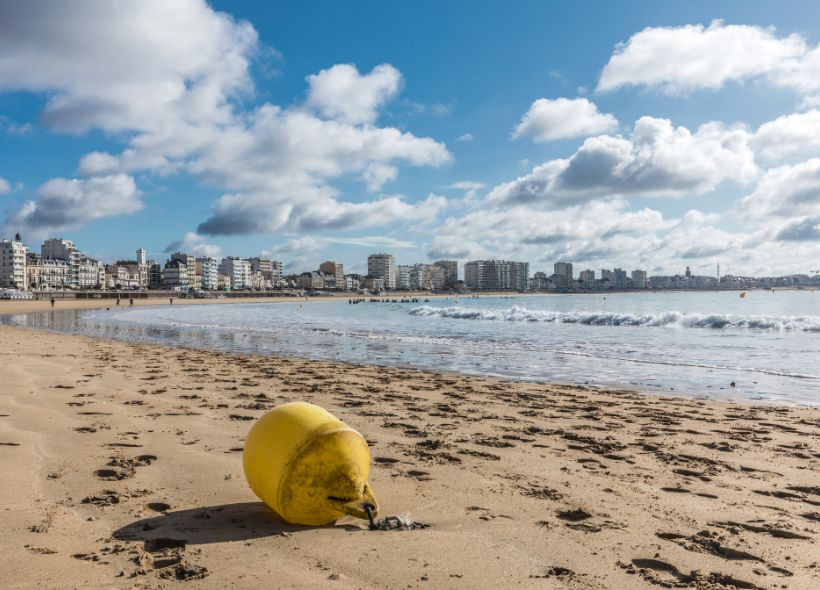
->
[5,290,820,406]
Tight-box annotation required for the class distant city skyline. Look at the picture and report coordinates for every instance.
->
[2,1,820,277]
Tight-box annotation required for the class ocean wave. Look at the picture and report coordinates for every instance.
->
[408,305,820,332]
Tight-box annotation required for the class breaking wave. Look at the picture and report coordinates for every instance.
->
[408,305,820,332]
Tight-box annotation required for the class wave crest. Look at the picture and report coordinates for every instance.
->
[408,305,820,331]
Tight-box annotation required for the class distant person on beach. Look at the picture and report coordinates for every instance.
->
[116,297,120,306]
[50,298,55,308]
[129,297,134,307]
[170,298,173,305]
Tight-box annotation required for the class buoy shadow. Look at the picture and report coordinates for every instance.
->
[113,501,363,545]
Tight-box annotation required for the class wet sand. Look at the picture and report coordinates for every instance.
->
[1,324,818,589]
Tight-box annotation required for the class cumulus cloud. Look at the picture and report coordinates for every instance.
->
[0,177,10,194]
[741,158,820,219]
[456,133,474,142]
[598,20,810,94]
[4,174,141,236]
[0,0,257,133]
[0,3,452,236]
[305,63,402,125]
[776,216,820,241]
[426,235,486,261]
[489,116,756,206]
[163,232,222,258]
[752,110,820,160]
[512,98,618,142]
[362,164,398,193]
[268,236,325,271]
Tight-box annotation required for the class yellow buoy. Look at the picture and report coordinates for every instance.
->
[243,402,378,526]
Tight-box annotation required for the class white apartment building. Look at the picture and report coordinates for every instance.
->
[78,257,103,288]
[163,259,189,289]
[195,257,219,290]
[218,257,252,290]
[0,234,28,290]
[27,255,70,290]
[579,269,595,288]
[42,238,81,288]
[631,270,648,289]
[367,253,396,289]
[395,265,412,290]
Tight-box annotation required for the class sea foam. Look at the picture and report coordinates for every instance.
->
[408,305,820,331]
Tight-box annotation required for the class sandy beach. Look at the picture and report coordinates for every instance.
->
[1,322,818,589]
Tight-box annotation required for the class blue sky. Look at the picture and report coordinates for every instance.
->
[2,0,820,276]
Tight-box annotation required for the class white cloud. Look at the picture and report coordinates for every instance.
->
[775,216,820,241]
[741,158,820,219]
[751,109,820,160]
[163,232,222,258]
[268,235,325,271]
[598,20,812,94]
[4,174,141,236]
[0,0,258,133]
[305,63,402,125]
[1,4,452,237]
[325,236,416,248]
[0,177,10,194]
[445,181,485,191]
[512,98,618,142]
[362,164,398,193]
[456,133,473,142]
[490,116,756,206]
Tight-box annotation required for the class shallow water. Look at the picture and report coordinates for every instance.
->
[5,290,820,405]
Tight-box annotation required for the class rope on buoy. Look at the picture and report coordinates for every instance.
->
[363,503,427,531]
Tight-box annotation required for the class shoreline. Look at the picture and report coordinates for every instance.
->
[4,304,811,409]
[0,291,542,316]
[4,296,818,409]
[1,323,818,588]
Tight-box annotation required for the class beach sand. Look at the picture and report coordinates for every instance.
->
[1,323,818,589]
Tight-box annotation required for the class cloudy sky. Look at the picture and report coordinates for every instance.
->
[1,0,820,277]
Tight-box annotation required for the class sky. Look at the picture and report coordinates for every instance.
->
[1,0,820,277]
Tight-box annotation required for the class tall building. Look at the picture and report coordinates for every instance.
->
[579,269,595,288]
[553,261,573,291]
[195,257,219,290]
[600,269,615,288]
[148,262,164,289]
[613,268,628,289]
[162,259,189,289]
[78,256,103,288]
[218,257,252,290]
[631,270,647,289]
[433,260,458,289]
[0,233,28,290]
[270,260,283,287]
[318,261,345,290]
[367,253,396,289]
[42,238,81,288]
[136,248,147,265]
[464,260,529,291]
[395,265,412,290]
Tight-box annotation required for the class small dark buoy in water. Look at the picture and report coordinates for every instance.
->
[730,381,736,387]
